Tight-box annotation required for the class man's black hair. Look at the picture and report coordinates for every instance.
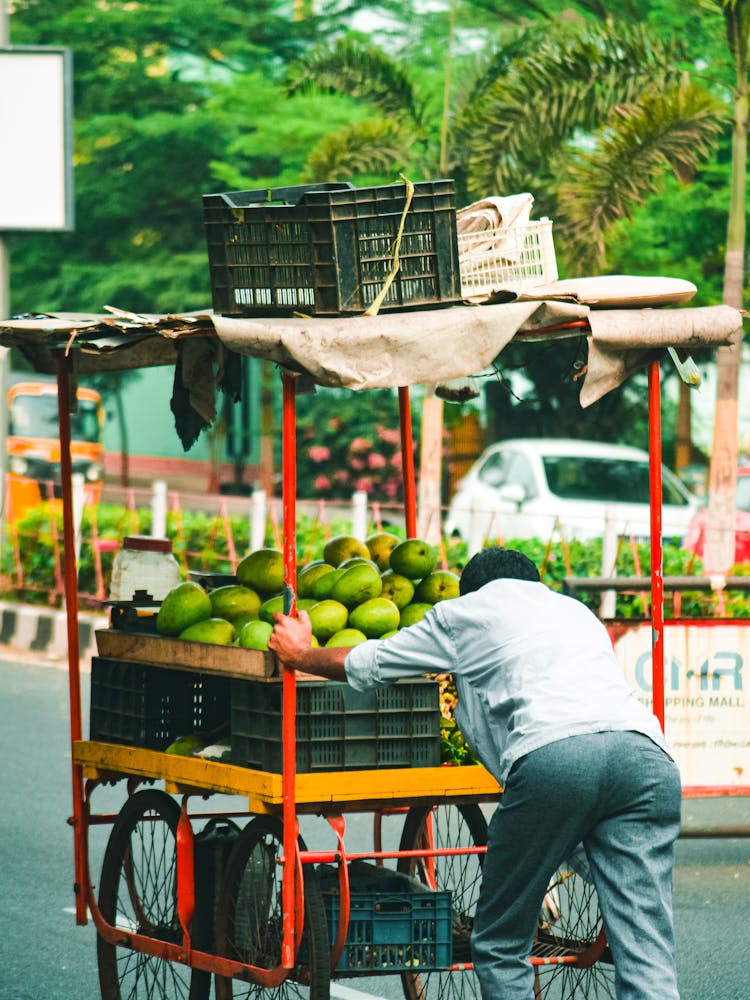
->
[459,546,541,595]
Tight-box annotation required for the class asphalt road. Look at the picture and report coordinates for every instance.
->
[0,655,748,1000]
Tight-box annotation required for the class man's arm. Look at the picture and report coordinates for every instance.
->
[269,610,349,681]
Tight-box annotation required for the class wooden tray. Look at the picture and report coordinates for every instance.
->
[94,628,277,680]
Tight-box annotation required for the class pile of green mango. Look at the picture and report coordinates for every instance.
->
[154,536,480,765]
[154,533,461,652]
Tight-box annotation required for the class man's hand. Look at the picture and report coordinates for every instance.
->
[269,609,350,681]
[269,610,313,670]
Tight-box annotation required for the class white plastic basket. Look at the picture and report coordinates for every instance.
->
[458,217,558,297]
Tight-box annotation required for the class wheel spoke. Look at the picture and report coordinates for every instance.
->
[215,815,330,1000]
[398,804,487,1000]
[398,806,614,1000]
[97,789,208,1000]
[533,864,615,999]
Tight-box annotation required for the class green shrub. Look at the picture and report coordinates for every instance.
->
[0,501,743,618]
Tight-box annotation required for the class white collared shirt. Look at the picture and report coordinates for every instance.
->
[344,578,668,785]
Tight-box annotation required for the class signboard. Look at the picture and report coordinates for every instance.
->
[0,47,73,231]
[613,622,749,788]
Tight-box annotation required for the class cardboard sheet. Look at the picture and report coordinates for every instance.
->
[210,300,590,390]
[211,302,740,405]
[519,274,698,308]
[582,305,741,405]
[0,300,742,406]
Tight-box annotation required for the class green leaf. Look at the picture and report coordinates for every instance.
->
[556,78,725,272]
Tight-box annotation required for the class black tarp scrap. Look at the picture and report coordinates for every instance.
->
[169,336,243,451]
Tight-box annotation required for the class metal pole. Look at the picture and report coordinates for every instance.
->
[151,479,168,538]
[0,239,8,319]
[398,387,417,538]
[56,351,87,924]
[351,489,368,540]
[648,361,665,732]
[0,6,11,547]
[281,371,297,970]
[250,487,267,551]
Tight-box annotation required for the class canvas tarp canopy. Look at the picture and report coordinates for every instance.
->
[0,299,741,423]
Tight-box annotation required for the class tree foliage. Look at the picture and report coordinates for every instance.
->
[558,77,725,269]
[6,0,376,313]
[289,20,725,276]
[296,387,419,501]
[4,0,745,461]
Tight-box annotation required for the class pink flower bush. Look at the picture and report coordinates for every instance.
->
[296,390,417,502]
[377,425,401,445]
[349,436,372,453]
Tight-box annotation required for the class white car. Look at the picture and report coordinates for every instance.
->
[444,438,700,544]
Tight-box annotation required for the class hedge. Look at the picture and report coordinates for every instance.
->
[1,501,747,619]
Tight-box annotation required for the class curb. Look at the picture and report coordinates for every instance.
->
[0,600,108,663]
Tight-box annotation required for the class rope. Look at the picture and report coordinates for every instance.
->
[363,175,415,317]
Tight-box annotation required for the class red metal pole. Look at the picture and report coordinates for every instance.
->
[281,372,298,969]
[648,361,665,732]
[176,799,195,945]
[55,352,87,924]
[398,386,417,538]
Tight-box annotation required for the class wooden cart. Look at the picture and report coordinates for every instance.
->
[0,295,741,1000]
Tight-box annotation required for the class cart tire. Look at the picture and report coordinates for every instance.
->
[397,803,488,1000]
[214,815,330,1000]
[399,803,614,1000]
[532,859,615,1000]
[97,788,210,1000]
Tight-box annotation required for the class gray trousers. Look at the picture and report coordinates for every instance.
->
[471,730,682,999]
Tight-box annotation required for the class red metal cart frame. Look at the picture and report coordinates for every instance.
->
[0,297,742,998]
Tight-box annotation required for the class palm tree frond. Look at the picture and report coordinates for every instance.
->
[454,20,687,197]
[301,116,418,183]
[556,79,725,272]
[286,37,424,125]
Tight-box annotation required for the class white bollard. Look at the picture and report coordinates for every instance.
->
[417,502,442,546]
[351,490,368,541]
[467,506,485,558]
[599,511,617,619]
[72,472,85,566]
[250,489,267,552]
[151,479,168,539]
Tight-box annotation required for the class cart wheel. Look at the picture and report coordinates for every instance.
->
[532,859,615,1000]
[397,806,614,1000]
[214,815,330,1000]
[397,803,488,1000]
[97,788,209,1000]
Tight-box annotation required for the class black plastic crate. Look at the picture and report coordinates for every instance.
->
[202,180,462,316]
[89,657,230,750]
[230,679,441,772]
[192,817,242,953]
[319,864,452,973]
